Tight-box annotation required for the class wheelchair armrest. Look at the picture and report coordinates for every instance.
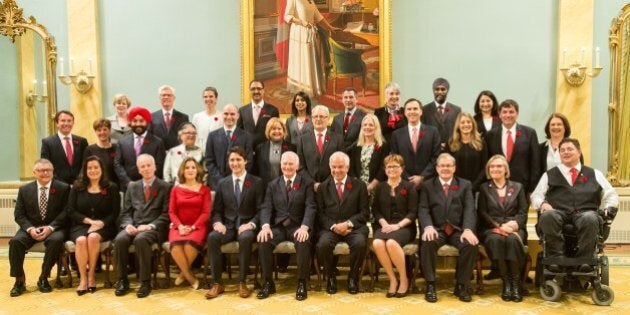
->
[597,207,618,223]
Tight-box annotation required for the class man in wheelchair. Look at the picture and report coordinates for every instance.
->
[531,138,618,273]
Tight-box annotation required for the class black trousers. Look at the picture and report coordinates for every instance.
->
[258,225,312,282]
[316,226,367,280]
[539,209,601,259]
[114,229,160,282]
[420,230,478,284]
[207,228,255,283]
[9,229,66,278]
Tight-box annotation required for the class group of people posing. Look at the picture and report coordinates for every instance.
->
[9,78,618,304]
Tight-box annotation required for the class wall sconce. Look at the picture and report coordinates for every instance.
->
[559,47,603,87]
[26,79,47,107]
[57,57,95,94]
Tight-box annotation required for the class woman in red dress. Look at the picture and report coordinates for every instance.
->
[168,157,211,289]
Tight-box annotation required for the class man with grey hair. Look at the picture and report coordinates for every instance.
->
[205,103,254,189]
[421,78,462,148]
[9,159,71,296]
[419,153,477,303]
[297,105,344,192]
[150,85,190,150]
[256,151,316,301]
[114,154,171,298]
[315,151,369,295]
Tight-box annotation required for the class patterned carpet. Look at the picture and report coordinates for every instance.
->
[0,252,628,314]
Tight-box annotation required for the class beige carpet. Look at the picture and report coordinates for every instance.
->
[0,255,628,314]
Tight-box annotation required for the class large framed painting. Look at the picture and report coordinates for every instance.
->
[241,0,391,114]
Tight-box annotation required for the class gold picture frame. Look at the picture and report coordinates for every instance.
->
[240,0,391,112]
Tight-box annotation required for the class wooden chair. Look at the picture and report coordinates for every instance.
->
[111,242,164,289]
[313,242,367,292]
[327,36,367,100]
[203,241,259,288]
[27,242,66,288]
[477,244,532,295]
[61,240,113,288]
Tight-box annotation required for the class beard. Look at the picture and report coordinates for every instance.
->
[132,124,147,135]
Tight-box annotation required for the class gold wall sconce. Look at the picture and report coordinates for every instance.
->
[25,79,47,106]
[57,57,95,94]
[559,47,603,86]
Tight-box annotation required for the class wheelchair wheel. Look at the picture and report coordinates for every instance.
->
[600,256,609,286]
[540,280,562,301]
[591,284,614,306]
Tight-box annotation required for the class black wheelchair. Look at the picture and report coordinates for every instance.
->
[534,207,617,306]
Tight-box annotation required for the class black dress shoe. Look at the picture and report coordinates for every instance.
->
[296,279,308,301]
[88,286,97,293]
[395,291,407,298]
[10,283,26,297]
[347,278,358,294]
[424,283,437,303]
[77,289,88,296]
[114,279,130,296]
[37,278,52,293]
[455,283,471,302]
[136,282,152,298]
[578,264,593,272]
[60,266,68,276]
[326,276,337,294]
[484,268,501,280]
[256,281,276,299]
[386,292,396,298]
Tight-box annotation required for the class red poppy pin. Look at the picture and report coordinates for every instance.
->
[152,190,158,197]
[100,188,108,195]
[230,134,237,142]
[451,184,459,191]
[282,144,289,151]
[516,130,522,138]
[400,188,408,196]
[580,175,588,183]
[351,116,356,122]
[177,151,182,155]
[49,187,56,194]
[304,117,310,123]
[492,116,500,121]
[72,139,79,145]
[260,109,266,116]
[214,116,219,122]
[143,138,150,144]
[346,182,352,190]
[293,182,300,190]
[507,187,515,196]
[325,135,330,142]
[419,131,425,138]
[374,145,380,152]
[445,107,450,113]
[109,151,116,158]
[244,180,251,187]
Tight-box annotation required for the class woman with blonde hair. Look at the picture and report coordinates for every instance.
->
[107,94,132,143]
[348,114,389,193]
[447,112,488,191]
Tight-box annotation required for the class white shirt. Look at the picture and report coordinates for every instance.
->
[232,172,247,192]
[439,178,453,187]
[161,109,173,121]
[482,117,493,133]
[314,129,327,142]
[192,110,223,150]
[531,163,619,210]
[545,140,561,170]
[501,124,518,156]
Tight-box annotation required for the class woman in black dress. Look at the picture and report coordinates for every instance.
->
[472,90,500,138]
[477,155,528,302]
[371,154,418,298]
[253,118,296,190]
[67,156,120,295]
[447,112,488,192]
[83,119,118,185]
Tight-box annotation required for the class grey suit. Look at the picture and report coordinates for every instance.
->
[114,178,171,282]
[330,109,366,152]
[114,132,166,191]
[421,101,462,147]
[237,102,279,148]
[285,115,313,148]
[205,127,254,189]
[150,109,190,150]
[296,129,345,183]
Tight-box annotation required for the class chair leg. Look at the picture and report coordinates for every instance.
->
[273,253,279,280]
[369,253,378,292]
[152,250,160,289]
[521,255,532,295]
[56,252,68,289]
[102,249,112,288]
[161,252,171,289]
[475,253,484,295]
[226,254,232,280]
[314,256,322,291]
[409,254,420,294]
[253,249,261,290]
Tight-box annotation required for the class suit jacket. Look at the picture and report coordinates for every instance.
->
[485,124,540,193]
[316,176,368,232]
[67,182,121,232]
[474,114,501,139]
[297,129,345,183]
[477,180,528,232]
[348,142,389,182]
[260,175,316,230]
[41,134,88,184]
[372,180,418,228]
[253,140,296,190]
[421,101,462,145]
[205,127,254,188]
[418,177,475,233]
[119,178,171,237]
[237,102,279,148]
[14,180,70,232]
[285,115,313,147]
[211,173,264,229]
[114,132,166,190]
[389,124,440,179]
[330,109,366,151]
[150,109,190,150]
[374,106,406,143]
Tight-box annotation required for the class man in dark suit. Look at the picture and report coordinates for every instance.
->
[237,79,279,148]
[419,153,478,303]
[330,87,366,151]
[114,154,171,298]
[205,146,264,299]
[316,151,369,295]
[390,98,441,189]
[297,105,344,192]
[421,78,462,149]
[205,103,254,189]
[9,159,70,296]
[485,99,540,193]
[114,106,166,191]
[150,85,190,150]
[256,151,316,301]
[374,82,406,143]
[40,110,88,184]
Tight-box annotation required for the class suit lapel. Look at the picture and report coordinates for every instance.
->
[487,182,504,210]
[503,181,517,209]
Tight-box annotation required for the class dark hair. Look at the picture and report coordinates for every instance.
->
[249,79,265,89]
[404,98,422,108]
[177,157,205,184]
[342,86,358,95]
[290,92,312,116]
[498,99,519,113]
[544,112,571,139]
[92,118,111,130]
[473,90,499,118]
[228,146,248,161]
[73,156,109,190]
[203,86,218,98]
[55,110,74,123]
[559,137,581,152]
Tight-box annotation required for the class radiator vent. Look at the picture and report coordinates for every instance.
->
[608,195,630,243]
[0,191,19,237]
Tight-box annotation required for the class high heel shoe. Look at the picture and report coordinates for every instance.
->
[77,288,88,296]
[88,286,97,293]
[191,280,199,290]
[386,292,396,298]
[174,275,185,286]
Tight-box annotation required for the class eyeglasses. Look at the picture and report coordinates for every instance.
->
[160,94,174,97]
[437,164,455,168]
[312,115,328,119]
[35,169,53,173]
[249,87,263,91]
[385,165,401,170]
[182,132,197,136]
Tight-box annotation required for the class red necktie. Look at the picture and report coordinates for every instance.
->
[443,183,449,197]
[411,127,418,153]
[286,179,292,200]
[343,112,351,134]
[64,136,74,166]
[144,184,151,202]
[443,223,454,236]
[570,168,578,185]
[317,133,324,155]
[336,181,343,200]
[506,130,514,162]
[165,112,172,129]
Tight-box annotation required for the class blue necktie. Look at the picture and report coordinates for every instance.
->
[234,178,241,207]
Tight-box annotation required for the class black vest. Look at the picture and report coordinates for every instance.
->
[546,166,602,212]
